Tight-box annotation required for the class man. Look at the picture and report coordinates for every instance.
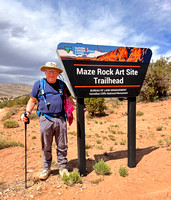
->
[22,62,76,180]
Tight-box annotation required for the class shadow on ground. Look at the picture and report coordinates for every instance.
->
[66,146,159,175]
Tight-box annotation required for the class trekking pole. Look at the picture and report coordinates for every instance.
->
[24,113,29,189]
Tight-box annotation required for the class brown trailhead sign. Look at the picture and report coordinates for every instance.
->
[57,43,152,98]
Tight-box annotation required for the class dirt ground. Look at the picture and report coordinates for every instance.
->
[0,98,171,200]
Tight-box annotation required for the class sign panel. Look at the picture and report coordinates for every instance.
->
[57,43,152,98]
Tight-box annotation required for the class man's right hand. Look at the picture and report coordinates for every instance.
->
[21,111,30,124]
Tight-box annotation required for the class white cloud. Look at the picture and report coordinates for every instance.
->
[0,0,62,60]
[0,65,23,72]
[150,45,160,61]
[87,50,106,58]
[0,73,41,85]
[161,0,171,11]
[57,49,76,57]
[0,0,170,84]
[161,50,171,60]
[150,46,171,62]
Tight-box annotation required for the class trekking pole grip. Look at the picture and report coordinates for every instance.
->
[24,111,30,124]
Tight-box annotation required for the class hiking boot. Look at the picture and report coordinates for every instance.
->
[39,169,51,180]
[59,168,69,177]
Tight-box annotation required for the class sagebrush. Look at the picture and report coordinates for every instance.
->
[93,160,111,175]
[139,57,171,101]
[3,120,19,128]
[0,136,24,150]
[62,171,82,186]
[119,166,128,177]
[85,98,106,116]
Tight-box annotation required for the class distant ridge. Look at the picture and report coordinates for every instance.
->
[0,83,32,98]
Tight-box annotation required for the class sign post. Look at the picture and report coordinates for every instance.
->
[76,98,86,175]
[57,43,152,175]
[128,97,136,167]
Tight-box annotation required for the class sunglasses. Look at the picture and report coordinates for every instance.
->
[45,70,59,74]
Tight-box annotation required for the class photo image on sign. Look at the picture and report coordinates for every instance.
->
[58,46,151,63]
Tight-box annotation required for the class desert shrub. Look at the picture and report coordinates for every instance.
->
[96,139,101,144]
[85,144,92,149]
[29,113,39,120]
[108,134,116,141]
[3,120,19,128]
[93,160,111,175]
[119,166,128,177]
[68,131,77,136]
[156,126,163,131]
[84,98,106,116]
[91,178,103,184]
[6,94,30,107]
[136,111,144,116]
[8,141,24,147]
[0,136,24,149]
[139,57,171,102]
[120,139,126,145]
[1,108,19,121]
[97,145,103,149]
[0,94,31,108]
[165,137,171,146]
[62,171,82,186]
[158,139,163,145]
[0,180,6,192]
[0,101,7,109]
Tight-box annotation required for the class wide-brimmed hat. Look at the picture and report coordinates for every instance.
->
[40,62,63,73]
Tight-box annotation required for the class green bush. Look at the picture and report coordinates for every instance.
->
[1,108,18,121]
[7,94,30,107]
[136,111,144,116]
[3,120,19,128]
[0,101,7,109]
[165,137,171,146]
[156,126,163,131]
[0,136,24,149]
[108,134,116,141]
[139,57,171,102]
[0,94,30,108]
[62,171,82,186]
[119,166,128,177]
[29,113,39,120]
[84,98,106,116]
[93,160,111,175]
[120,139,126,145]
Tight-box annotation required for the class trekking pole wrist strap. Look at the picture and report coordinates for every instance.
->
[25,111,30,116]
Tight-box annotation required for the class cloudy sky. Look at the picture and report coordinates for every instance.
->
[0,0,170,85]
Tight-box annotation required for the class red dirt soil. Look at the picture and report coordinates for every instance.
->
[0,99,171,200]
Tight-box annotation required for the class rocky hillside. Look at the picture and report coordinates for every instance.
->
[0,83,32,98]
